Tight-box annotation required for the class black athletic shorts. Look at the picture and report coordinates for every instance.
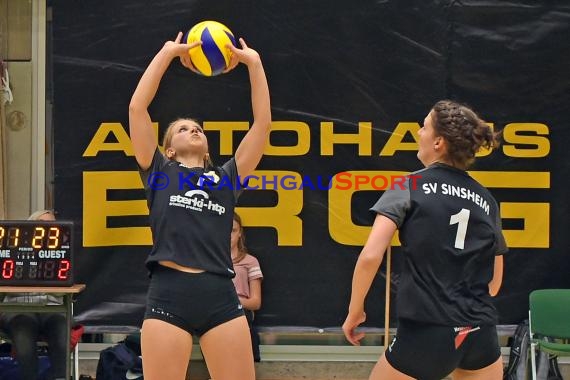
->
[385,319,501,380]
[144,265,244,337]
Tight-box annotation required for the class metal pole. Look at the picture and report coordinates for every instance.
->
[384,245,392,350]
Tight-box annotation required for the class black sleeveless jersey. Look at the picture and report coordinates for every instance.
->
[371,163,507,326]
[139,149,242,277]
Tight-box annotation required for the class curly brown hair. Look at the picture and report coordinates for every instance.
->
[431,100,500,169]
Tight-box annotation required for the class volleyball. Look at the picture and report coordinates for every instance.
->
[184,20,237,76]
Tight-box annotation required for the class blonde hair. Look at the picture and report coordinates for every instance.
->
[28,210,55,221]
[162,118,213,168]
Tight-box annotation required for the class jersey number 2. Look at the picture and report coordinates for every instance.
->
[449,208,470,249]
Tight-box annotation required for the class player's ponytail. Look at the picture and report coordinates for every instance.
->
[432,100,500,169]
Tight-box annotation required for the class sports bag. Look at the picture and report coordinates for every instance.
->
[504,320,564,380]
[95,340,143,380]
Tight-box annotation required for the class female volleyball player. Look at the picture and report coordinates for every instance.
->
[129,32,270,380]
[343,100,506,380]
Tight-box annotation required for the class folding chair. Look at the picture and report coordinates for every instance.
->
[529,289,570,380]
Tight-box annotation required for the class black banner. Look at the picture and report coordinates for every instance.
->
[50,0,570,329]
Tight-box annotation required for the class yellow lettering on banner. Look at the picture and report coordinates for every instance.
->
[379,122,420,156]
[320,121,372,156]
[236,170,303,246]
[83,171,151,247]
[329,170,550,248]
[83,122,159,157]
[204,121,250,155]
[500,203,550,248]
[470,171,550,248]
[329,171,407,246]
[502,123,550,158]
[80,167,550,249]
[264,121,311,156]
[468,171,550,189]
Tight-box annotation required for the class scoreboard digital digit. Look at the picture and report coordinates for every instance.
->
[0,221,74,286]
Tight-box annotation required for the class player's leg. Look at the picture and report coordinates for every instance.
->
[451,357,503,380]
[141,318,193,380]
[199,315,255,380]
[369,353,415,380]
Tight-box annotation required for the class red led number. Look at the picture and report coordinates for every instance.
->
[2,260,14,279]
[58,259,70,280]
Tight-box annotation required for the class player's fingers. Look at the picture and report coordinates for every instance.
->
[187,41,202,49]
[180,55,199,73]
[352,331,366,345]
[227,57,240,72]
[222,48,240,73]
[343,328,363,346]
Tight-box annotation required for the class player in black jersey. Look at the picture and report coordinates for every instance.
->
[129,32,270,380]
[343,100,506,380]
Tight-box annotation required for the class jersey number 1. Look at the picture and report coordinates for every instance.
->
[449,208,470,249]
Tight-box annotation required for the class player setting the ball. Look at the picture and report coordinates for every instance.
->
[128,26,271,380]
